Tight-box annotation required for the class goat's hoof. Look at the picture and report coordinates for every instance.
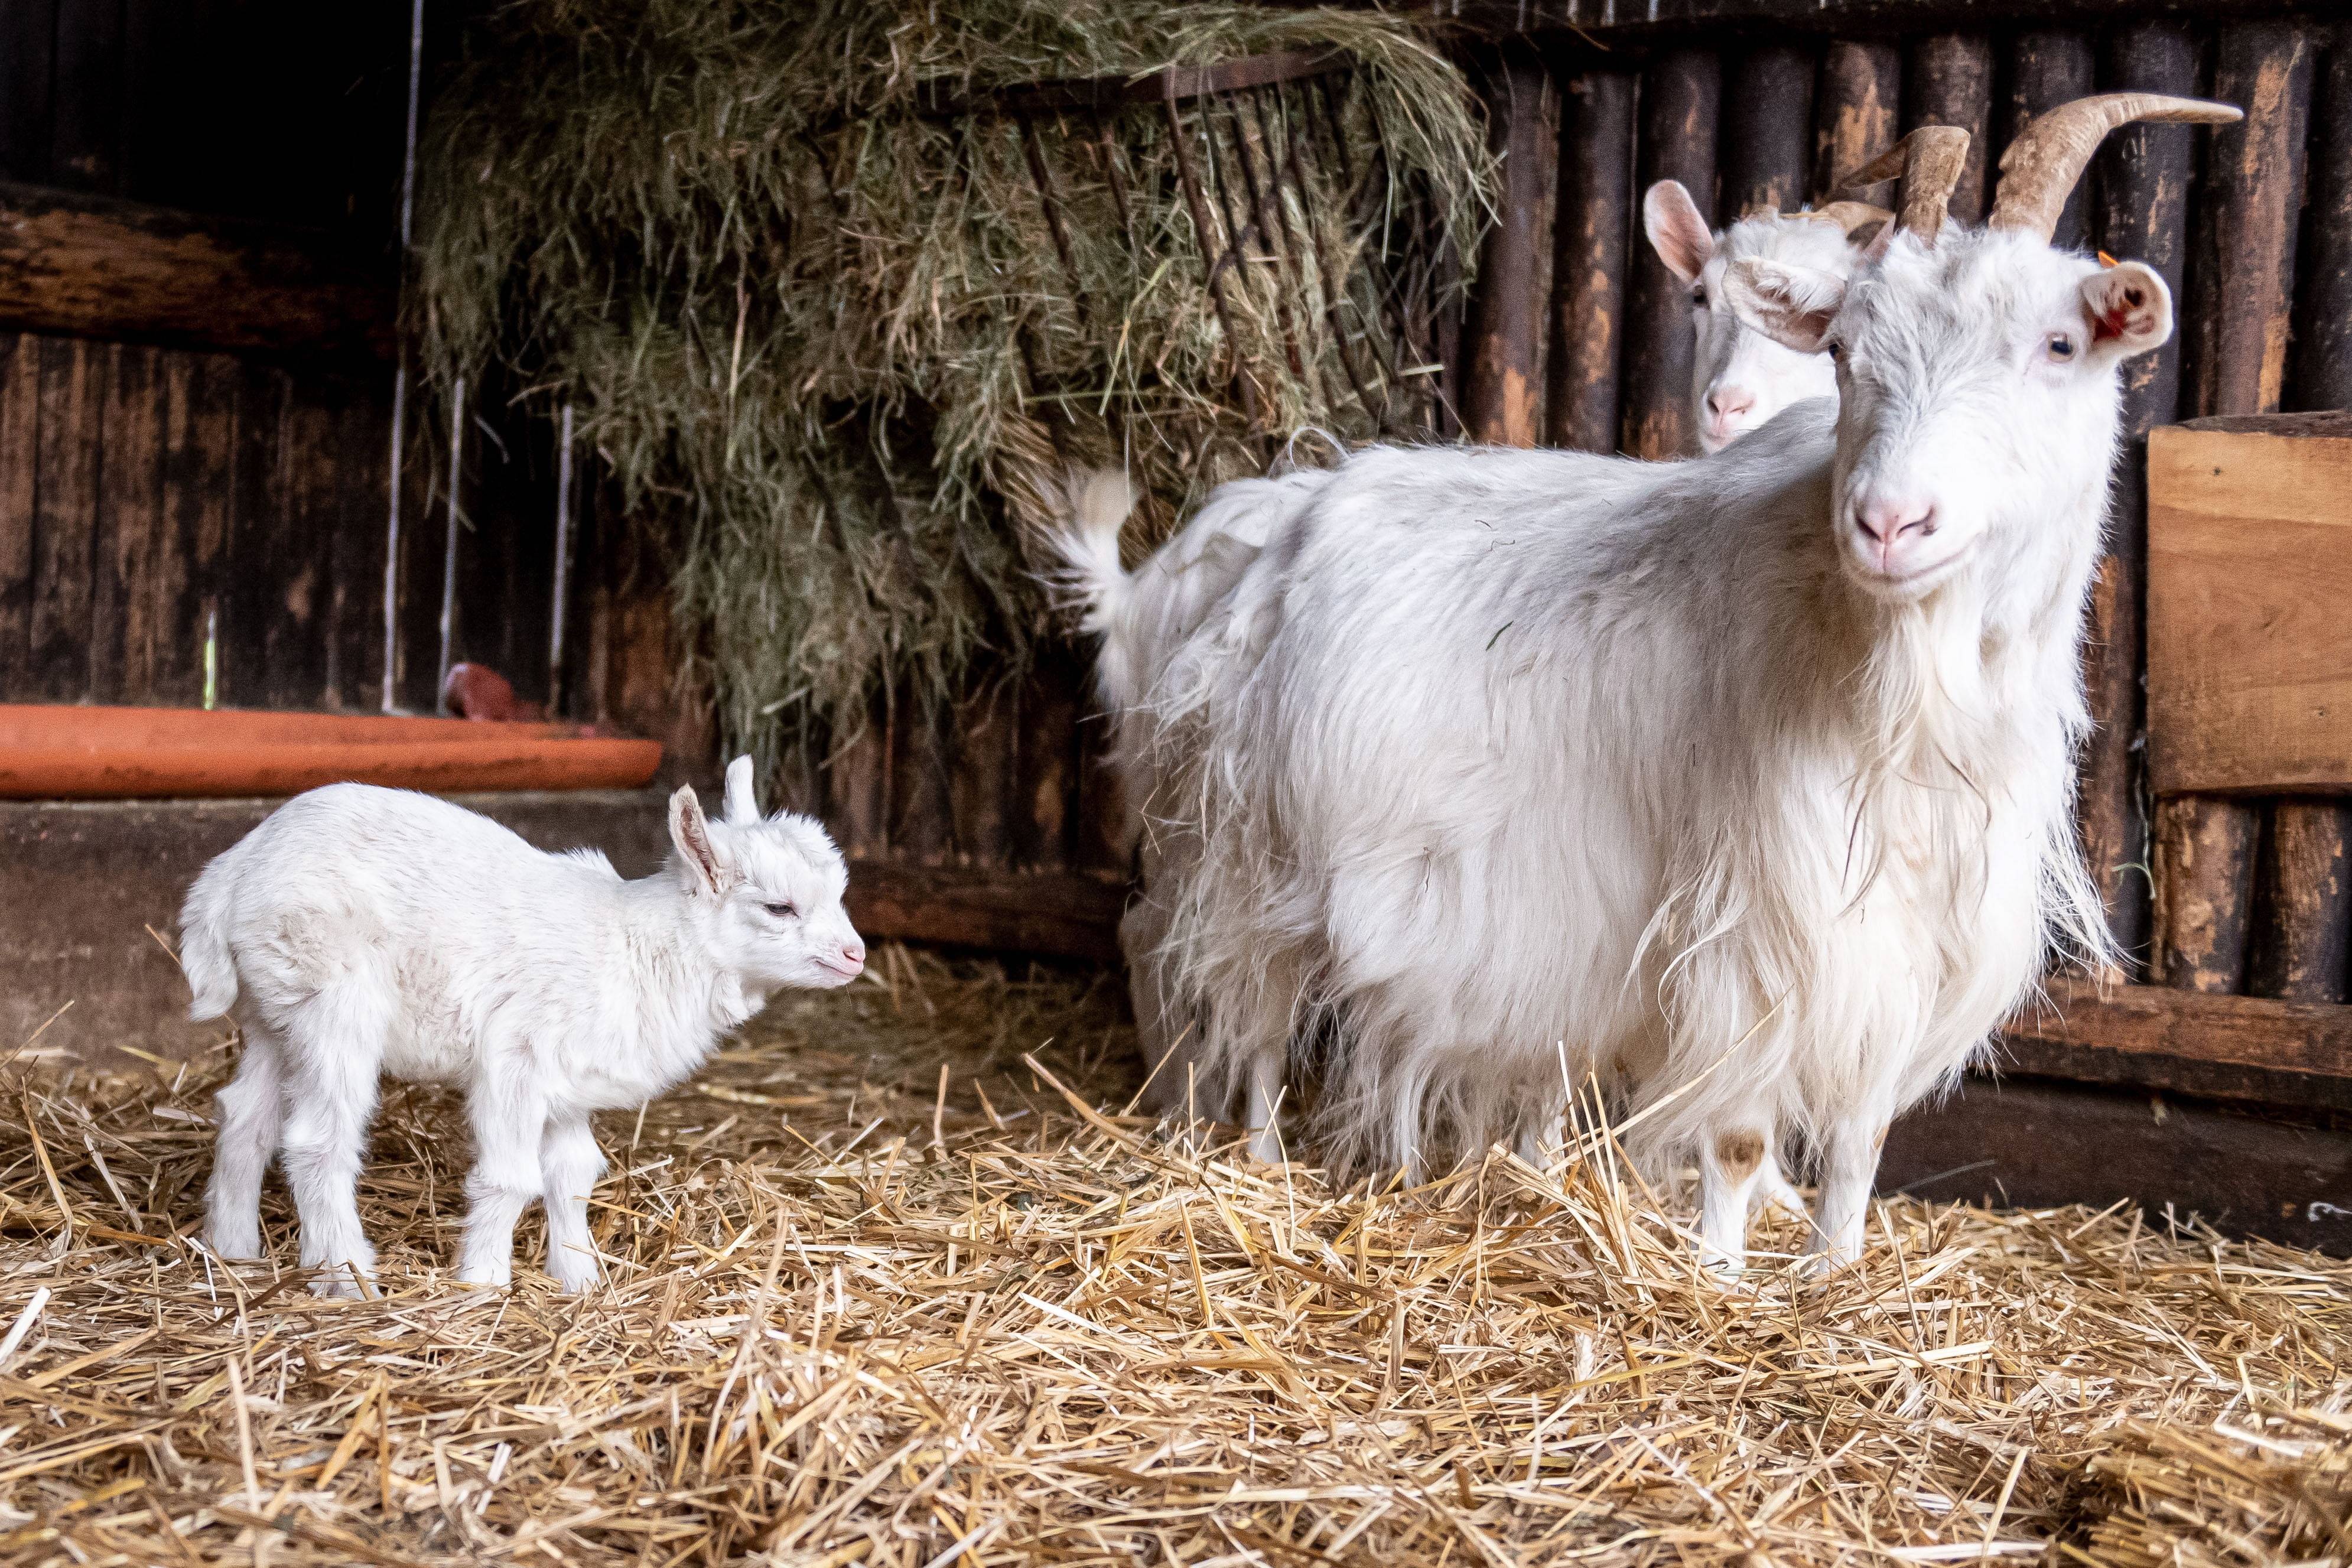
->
[205,1224,262,1261]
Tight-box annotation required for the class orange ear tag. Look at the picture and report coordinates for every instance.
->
[2096,251,2119,268]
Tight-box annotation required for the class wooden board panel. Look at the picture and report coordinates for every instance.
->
[27,332,99,700]
[0,181,394,357]
[0,332,32,674]
[2147,418,2352,795]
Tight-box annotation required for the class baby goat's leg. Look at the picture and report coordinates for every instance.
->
[204,1026,285,1260]
[539,1115,606,1293]
[458,1076,550,1287]
[1697,1125,1772,1276]
[277,993,386,1298]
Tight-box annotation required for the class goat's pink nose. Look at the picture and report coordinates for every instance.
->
[838,941,866,971]
[1854,497,1935,546]
[1707,386,1755,419]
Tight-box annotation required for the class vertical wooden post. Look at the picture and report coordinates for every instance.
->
[1719,43,1814,222]
[2249,809,2351,1003]
[1902,35,1992,225]
[1013,648,1084,872]
[2295,27,2352,412]
[2160,21,2316,995]
[827,697,890,861]
[1547,65,1634,455]
[1622,49,1719,460]
[2079,21,2198,978]
[1813,42,1899,200]
[2003,32,2097,252]
[1463,44,1558,449]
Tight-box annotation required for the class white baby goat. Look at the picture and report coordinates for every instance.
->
[1642,184,1887,452]
[1074,95,2237,1274]
[183,759,864,1296]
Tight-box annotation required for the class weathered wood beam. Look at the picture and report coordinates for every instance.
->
[2000,975,2352,1111]
[1450,0,2304,42]
[0,181,394,357]
[844,860,1127,965]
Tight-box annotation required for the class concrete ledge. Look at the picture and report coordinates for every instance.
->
[1,791,672,1060]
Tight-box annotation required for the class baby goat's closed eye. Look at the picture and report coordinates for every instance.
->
[184,756,862,1297]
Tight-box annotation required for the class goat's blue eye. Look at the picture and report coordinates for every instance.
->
[763,902,798,920]
[1826,341,1843,362]
[2046,333,2076,362]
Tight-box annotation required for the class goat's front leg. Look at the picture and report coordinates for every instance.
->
[1697,1125,1772,1276]
[1807,1111,1890,1273]
[539,1115,606,1293]
[458,1075,550,1287]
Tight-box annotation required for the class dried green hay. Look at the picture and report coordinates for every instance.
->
[5,948,2351,1566]
[413,1,1493,775]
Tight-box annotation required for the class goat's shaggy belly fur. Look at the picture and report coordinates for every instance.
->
[1138,405,2101,1183]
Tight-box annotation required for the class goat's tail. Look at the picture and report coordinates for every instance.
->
[178,853,241,1022]
[1046,467,1138,640]
[1046,467,1144,713]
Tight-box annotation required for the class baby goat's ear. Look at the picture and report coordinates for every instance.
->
[668,784,737,896]
[723,754,760,825]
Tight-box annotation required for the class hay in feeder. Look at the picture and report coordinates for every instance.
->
[4,949,2348,1566]
[413,1,1492,774]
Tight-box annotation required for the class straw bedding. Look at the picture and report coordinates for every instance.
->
[2,949,2347,1567]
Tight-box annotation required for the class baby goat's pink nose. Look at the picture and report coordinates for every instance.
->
[837,940,866,972]
[1707,386,1755,421]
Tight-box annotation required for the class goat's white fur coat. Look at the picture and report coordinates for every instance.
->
[184,760,863,1295]
[1062,219,2161,1269]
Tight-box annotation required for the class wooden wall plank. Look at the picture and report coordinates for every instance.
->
[2294,24,2352,414]
[1013,649,1084,871]
[145,350,232,707]
[0,333,33,684]
[1812,40,1899,200]
[326,379,388,710]
[219,360,282,710]
[1719,43,1813,221]
[88,339,159,703]
[827,700,891,861]
[949,676,1015,870]
[1621,48,1717,460]
[1462,44,1556,448]
[2250,806,2351,1004]
[1901,34,1992,225]
[1546,66,1633,454]
[0,0,58,184]
[28,334,100,701]
[889,688,955,867]
[46,0,118,194]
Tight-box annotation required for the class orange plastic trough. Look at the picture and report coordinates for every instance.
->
[0,705,664,800]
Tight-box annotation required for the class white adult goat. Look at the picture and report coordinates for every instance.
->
[184,760,864,1296]
[1642,184,1886,451]
[1073,96,2237,1272]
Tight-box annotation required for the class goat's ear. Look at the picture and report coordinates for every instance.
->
[668,785,736,896]
[1642,180,1713,285]
[2082,261,2171,361]
[723,754,759,825]
[1722,259,1845,354]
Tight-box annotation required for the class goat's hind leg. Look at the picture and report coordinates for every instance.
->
[204,1022,285,1260]
[1807,1101,1894,1274]
[276,988,388,1298]
[539,1115,606,1293]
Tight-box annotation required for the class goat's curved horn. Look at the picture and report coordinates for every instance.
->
[1988,93,2242,241]
[1836,126,1970,241]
